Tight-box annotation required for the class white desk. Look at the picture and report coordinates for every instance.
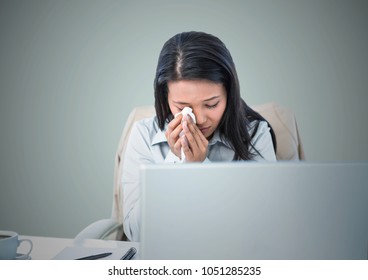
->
[19,235,139,260]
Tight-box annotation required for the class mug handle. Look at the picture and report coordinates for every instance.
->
[16,238,33,260]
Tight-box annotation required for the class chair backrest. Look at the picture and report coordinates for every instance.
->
[251,102,305,160]
[111,102,305,228]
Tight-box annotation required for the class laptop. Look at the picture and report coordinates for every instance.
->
[139,161,368,259]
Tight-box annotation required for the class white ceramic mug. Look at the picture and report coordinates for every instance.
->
[0,231,33,260]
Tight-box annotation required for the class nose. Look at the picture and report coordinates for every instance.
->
[193,109,206,126]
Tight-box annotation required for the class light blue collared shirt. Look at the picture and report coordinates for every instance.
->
[122,116,276,241]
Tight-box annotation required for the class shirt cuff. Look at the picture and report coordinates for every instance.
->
[202,157,211,163]
[165,151,212,164]
[164,150,182,163]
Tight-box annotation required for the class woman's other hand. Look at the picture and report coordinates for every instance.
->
[180,115,208,162]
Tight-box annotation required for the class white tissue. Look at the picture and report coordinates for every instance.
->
[174,107,196,124]
[174,107,196,162]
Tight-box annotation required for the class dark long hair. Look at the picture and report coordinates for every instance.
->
[154,31,276,160]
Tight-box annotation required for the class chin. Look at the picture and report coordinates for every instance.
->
[205,132,215,140]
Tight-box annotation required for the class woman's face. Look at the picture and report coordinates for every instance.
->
[167,79,227,140]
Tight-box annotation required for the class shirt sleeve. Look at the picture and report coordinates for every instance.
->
[122,121,154,241]
[250,121,277,161]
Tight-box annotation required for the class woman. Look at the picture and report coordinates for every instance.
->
[122,31,277,241]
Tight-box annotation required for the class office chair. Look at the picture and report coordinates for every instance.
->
[75,102,305,241]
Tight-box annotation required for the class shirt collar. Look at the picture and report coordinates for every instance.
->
[208,130,232,148]
[151,121,168,145]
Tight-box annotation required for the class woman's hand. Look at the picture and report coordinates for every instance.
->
[165,114,208,162]
[165,114,184,159]
[180,115,208,162]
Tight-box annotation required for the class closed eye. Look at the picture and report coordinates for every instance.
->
[206,102,219,109]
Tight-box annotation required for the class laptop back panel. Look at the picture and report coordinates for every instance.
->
[140,162,368,259]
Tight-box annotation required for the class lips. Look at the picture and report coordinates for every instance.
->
[199,127,210,134]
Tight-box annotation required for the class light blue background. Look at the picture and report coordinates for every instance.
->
[1,0,367,238]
